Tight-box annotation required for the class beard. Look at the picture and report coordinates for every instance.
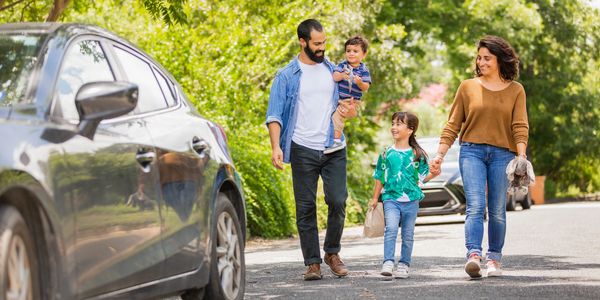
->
[304,45,325,63]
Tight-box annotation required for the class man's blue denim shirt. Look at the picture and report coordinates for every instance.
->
[266,56,342,163]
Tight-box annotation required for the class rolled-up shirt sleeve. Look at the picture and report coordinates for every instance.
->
[265,73,285,127]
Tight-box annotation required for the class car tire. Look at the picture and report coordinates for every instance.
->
[205,193,245,300]
[521,192,532,210]
[0,205,41,300]
[506,193,517,211]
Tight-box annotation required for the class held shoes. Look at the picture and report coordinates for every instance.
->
[323,140,346,154]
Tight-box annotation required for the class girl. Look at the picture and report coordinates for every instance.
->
[371,111,439,278]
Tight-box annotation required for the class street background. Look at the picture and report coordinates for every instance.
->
[245,202,600,299]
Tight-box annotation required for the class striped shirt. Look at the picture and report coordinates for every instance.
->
[335,61,371,100]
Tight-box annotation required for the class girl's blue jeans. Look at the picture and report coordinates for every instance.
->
[459,142,514,262]
[383,200,419,266]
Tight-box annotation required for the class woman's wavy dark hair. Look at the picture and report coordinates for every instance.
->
[391,111,427,163]
[475,35,520,81]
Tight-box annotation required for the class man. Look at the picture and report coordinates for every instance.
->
[265,19,356,280]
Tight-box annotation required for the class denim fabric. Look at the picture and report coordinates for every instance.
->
[290,141,347,266]
[382,200,419,266]
[265,57,341,163]
[459,142,514,262]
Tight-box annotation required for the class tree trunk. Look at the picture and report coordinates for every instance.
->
[45,0,70,22]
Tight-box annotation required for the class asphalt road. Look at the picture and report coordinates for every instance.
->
[244,202,600,299]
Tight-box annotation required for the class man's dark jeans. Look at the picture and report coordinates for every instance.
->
[290,141,348,266]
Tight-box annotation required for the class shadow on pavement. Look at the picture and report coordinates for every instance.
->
[246,255,600,299]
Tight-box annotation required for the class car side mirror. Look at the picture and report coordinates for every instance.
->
[75,81,138,139]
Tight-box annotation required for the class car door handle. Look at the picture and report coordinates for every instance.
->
[191,136,210,157]
[136,151,156,173]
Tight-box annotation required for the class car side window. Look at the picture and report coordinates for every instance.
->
[113,46,168,113]
[54,40,114,122]
[153,67,177,107]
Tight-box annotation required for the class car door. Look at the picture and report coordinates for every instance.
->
[109,44,217,276]
[49,38,165,298]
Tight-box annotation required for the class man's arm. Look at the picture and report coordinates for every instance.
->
[268,122,284,170]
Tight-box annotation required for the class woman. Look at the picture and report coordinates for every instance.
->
[431,36,529,278]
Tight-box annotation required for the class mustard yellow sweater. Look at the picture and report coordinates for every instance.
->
[440,78,529,153]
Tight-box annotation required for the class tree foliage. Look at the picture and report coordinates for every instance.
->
[2,0,598,237]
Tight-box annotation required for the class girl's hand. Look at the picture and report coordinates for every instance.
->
[370,198,379,209]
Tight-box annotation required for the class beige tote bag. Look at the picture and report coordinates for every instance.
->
[363,202,385,238]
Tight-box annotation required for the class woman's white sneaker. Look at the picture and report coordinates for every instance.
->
[464,254,482,278]
[486,260,502,277]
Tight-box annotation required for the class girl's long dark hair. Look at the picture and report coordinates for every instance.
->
[391,111,428,163]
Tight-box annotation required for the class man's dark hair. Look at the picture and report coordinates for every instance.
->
[475,35,520,81]
[297,19,323,42]
[345,36,369,53]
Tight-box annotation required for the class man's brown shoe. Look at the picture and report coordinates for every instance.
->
[303,263,322,281]
[324,253,349,277]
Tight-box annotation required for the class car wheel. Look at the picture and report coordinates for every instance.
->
[506,193,517,211]
[206,193,245,300]
[0,205,40,300]
[521,192,532,210]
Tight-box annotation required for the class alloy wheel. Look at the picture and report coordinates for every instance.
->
[216,211,242,300]
[6,235,32,300]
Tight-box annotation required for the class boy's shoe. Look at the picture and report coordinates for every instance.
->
[486,260,502,277]
[323,140,346,154]
[394,263,409,279]
[303,263,322,281]
[464,253,482,278]
[380,261,394,276]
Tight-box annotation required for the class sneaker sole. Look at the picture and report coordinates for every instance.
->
[487,270,502,277]
[465,261,482,278]
[380,271,392,276]
[394,273,409,279]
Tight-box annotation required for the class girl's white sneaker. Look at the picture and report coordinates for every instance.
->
[380,261,394,276]
[394,263,409,279]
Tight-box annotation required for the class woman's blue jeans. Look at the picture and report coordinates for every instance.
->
[383,200,419,266]
[459,142,514,262]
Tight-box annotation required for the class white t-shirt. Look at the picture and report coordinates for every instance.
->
[292,61,334,150]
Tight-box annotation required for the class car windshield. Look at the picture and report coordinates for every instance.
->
[0,33,44,106]
[419,138,460,162]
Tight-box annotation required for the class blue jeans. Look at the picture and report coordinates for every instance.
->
[383,200,419,266]
[459,142,514,262]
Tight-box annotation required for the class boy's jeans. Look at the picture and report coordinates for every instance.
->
[290,141,348,266]
[459,142,513,262]
[383,200,419,266]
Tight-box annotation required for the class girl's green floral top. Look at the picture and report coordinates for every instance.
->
[373,146,429,202]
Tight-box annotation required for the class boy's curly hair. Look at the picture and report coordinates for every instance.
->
[345,36,369,53]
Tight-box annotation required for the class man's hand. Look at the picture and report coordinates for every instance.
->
[271,147,284,170]
[338,98,357,119]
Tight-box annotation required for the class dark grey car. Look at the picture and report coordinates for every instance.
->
[0,23,245,300]
[418,137,466,216]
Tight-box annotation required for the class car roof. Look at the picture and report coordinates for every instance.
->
[0,23,127,44]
